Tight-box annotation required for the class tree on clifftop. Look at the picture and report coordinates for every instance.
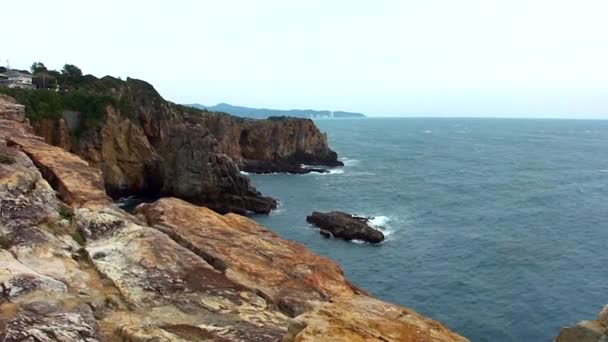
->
[61,64,83,81]
[30,62,48,74]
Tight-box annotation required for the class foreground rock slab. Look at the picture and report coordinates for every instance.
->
[306,211,385,243]
[292,295,469,342]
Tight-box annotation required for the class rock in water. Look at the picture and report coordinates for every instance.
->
[306,211,385,243]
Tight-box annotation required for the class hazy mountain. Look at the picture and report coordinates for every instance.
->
[188,103,366,119]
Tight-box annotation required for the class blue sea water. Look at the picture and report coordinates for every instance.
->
[249,118,608,342]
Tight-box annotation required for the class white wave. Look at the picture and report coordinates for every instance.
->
[349,239,366,245]
[307,168,343,176]
[339,157,360,167]
[368,215,390,227]
[600,169,608,172]
[361,214,399,239]
[424,130,432,133]
[270,207,286,215]
[239,171,250,175]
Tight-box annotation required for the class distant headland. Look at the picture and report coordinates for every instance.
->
[188,102,366,119]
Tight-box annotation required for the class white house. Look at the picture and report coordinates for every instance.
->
[0,70,34,89]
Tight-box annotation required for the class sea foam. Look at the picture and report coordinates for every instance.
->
[368,215,390,228]
[339,157,360,167]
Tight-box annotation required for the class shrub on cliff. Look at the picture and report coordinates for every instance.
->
[0,87,115,125]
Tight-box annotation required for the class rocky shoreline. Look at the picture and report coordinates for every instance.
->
[0,94,468,340]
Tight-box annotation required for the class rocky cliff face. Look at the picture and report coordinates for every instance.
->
[25,77,341,213]
[0,94,468,341]
[199,114,342,173]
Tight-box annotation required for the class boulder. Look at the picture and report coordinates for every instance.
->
[306,211,385,243]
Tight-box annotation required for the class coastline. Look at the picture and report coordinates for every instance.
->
[0,94,468,340]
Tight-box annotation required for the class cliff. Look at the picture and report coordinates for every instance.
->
[0,94,468,341]
[1,76,342,214]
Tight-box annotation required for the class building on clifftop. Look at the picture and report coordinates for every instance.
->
[0,69,34,89]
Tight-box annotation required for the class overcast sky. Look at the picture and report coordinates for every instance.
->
[4,1,608,118]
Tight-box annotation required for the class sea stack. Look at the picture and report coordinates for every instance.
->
[306,211,385,243]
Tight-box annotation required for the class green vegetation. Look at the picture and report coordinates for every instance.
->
[58,207,74,222]
[0,87,115,124]
[71,231,86,246]
[30,62,48,74]
[0,235,10,249]
[1,62,170,135]
[60,64,84,85]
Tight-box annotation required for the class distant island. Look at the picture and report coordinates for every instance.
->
[188,103,366,119]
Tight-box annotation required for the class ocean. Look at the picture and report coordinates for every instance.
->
[249,117,608,341]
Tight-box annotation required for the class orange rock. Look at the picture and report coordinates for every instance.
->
[6,135,110,208]
[136,197,362,316]
[289,295,469,342]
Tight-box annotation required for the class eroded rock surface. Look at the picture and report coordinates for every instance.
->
[306,211,385,243]
[135,198,362,317]
[0,94,468,341]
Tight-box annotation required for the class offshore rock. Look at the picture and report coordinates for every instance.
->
[306,211,385,243]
